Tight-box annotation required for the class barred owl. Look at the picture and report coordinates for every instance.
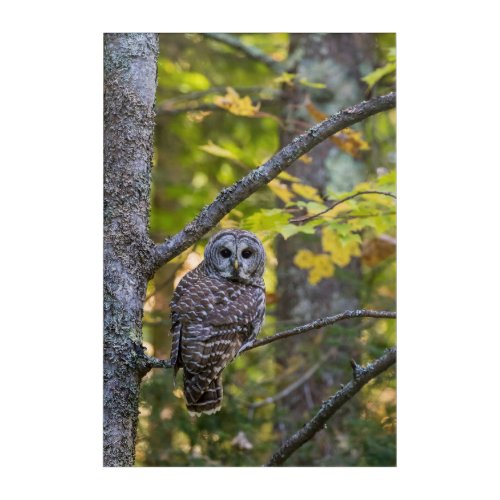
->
[169,229,266,416]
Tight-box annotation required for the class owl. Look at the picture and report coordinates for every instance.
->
[169,229,266,416]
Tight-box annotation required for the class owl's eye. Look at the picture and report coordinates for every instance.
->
[241,249,252,259]
[220,248,232,258]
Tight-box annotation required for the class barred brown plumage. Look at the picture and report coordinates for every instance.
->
[169,229,266,416]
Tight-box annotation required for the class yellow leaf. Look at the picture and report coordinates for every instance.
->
[173,388,184,399]
[321,227,360,268]
[294,249,315,269]
[308,255,334,284]
[308,268,322,285]
[305,98,328,122]
[326,202,353,218]
[331,128,370,158]
[353,181,372,191]
[305,98,369,158]
[299,154,313,164]
[291,183,323,202]
[294,249,335,284]
[199,141,239,161]
[268,179,295,204]
[278,171,302,182]
[361,193,396,207]
[321,226,339,254]
[213,87,260,116]
[186,110,212,123]
[273,72,296,86]
[270,51,286,62]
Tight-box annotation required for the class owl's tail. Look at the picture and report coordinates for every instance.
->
[183,372,223,416]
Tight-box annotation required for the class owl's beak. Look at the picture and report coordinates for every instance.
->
[233,259,239,270]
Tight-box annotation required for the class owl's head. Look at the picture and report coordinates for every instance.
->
[204,229,265,284]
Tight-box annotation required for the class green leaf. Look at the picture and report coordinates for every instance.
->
[299,78,327,89]
[376,170,396,188]
[295,201,328,213]
[279,220,322,239]
[361,62,396,90]
[327,221,352,237]
[243,209,290,233]
[338,231,362,246]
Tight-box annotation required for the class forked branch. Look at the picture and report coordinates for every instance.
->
[290,190,396,224]
[266,346,397,466]
[140,309,396,372]
[240,309,396,353]
[152,92,396,273]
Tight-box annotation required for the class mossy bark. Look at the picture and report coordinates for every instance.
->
[275,34,377,461]
[103,33,158,467]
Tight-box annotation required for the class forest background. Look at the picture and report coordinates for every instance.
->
[138,33,396,466]
[4,2,500,497]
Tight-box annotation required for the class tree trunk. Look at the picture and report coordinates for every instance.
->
[275,34,376,459]
[103,33,158,467]
[277,33,376,322]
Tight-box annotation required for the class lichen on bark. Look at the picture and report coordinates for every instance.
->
[103,33,159,467]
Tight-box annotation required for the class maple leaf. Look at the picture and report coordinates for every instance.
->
[330,128,370,157]
[268,179,295,204]
[291,182,323,202]
[322,226,361,268]
[293,249,335,285]
[213,87,260,117]
[305,97,370,157]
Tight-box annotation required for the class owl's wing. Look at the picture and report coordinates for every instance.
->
[169,266,206,373]
[170,270,265,401]
[182,282,265,369]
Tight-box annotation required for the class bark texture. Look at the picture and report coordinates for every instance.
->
[277,33,376,323]
[274,34,377,457]
[103,33,159,467]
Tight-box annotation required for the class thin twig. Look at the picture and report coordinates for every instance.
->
[158,86,280,105]
[336,211,396,221]
[248,349,334,409]
[156,89,280,116]
[240,309,396,353]
[203,33,284,73]
[265,346,397,466]
[156,102,219,116]
[290,190,396,224]
[152,92,396,272]
[139,308,396,374]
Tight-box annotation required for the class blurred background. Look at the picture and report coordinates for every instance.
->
[137,33,396,466]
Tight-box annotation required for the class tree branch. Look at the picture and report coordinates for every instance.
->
[265,346,397,466]
[248,348,334,409]
[240,309,396,353]
[290,190,397,224]
[158,86,279,105]
[203,33,284,73]
[156,102,220,116]
[139,309,395,374]
[156,87,280,116]
[152,92,396,272]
